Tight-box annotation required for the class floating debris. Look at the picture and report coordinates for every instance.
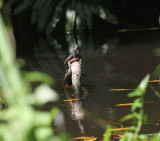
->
[74,136,97,141]
[110,127,130,131]
[110,89,134,91]
[118,27,160,32]
[63,99,79,101]
[149,80,160,83]
[116,101,154,106]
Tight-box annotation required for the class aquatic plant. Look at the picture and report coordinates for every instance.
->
[116,75,160,141]
[0,10,72,141]
[119,75,150,141]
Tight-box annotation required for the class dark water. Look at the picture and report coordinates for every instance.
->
[18,30,160,139]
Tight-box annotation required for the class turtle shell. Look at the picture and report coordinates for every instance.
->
[64,54,73,64]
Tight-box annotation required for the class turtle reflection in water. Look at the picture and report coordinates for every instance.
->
[64,45,82,93]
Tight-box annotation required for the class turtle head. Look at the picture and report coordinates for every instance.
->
[73,45,78,57]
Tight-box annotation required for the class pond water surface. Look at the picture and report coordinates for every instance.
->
[18,30,160,140]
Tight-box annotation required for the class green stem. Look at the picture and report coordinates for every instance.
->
[133,109,143,140]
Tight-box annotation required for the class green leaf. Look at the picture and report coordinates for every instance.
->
[151,134,160,141]
[37,0,55,32]
[34,111,52,126]
[95,6,118,24]
[59,133,73,141]
[120,113,138,122]
[120,132,134,141]
[46,0,68,33]
[128,90,143,97]
[76,2,82,15]
[31,0,56,32]
[0,63,10,93]
[23,71,54,85]
[14,0,34,15]
[35,127,53,141]
[129,74,150,97]
[84,4,92,29]
[8,0,18,5]
[139,74,150,91]
[65,9,76,32]
[131,98,142,112]
[0,14,25,97]
[31,0,46,24]
[51,107,59,119]
[33,84,59,105]
[76,2,86,30]
[138,134,148,140]
[103,125,111,141]
[0,0,3,9]
[142,115,148,123]
[151,64,160,79]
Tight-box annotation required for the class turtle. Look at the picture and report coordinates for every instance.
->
[64,45,78,65]
[63,45,82,87]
